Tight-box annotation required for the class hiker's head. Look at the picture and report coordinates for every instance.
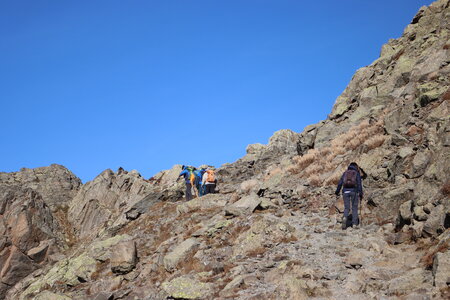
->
[348,162,359,169]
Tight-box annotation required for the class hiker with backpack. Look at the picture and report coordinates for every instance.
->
[202,168,217,195]
[194,168,206,197]
[178,165,195,201]
[335,162,363,229]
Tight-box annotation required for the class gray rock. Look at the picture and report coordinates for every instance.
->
[224,193,262,216]
[163,238,199,272]
[432,250,450,289]
[162,275,214,300]
[423,205,446,237]
[413,206,428,221]
[399,200,413,223]
[110,240,137,274]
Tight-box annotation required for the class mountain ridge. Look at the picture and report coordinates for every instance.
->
[1,0,449,299]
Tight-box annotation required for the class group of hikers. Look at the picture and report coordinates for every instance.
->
[178,165,217,201]
[178,162,363,230]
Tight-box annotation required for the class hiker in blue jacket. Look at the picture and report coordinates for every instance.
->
[194,168,206,197]
[178,165,193,201]
[335,162,363,229]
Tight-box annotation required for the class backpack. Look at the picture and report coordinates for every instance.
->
[206,170,215,183]
[193,170,203,186]
[186,167,196,185]
[343,169,357,188]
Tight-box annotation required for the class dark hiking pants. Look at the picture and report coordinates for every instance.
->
[204,184,215,195]
[185,182,192,201]
[343,191,359,226]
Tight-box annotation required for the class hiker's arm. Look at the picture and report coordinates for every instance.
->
[357,173,363,198]
[335,176,343,195]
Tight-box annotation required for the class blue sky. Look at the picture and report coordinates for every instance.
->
[0,0,434,182]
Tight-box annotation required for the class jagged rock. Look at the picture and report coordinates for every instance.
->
[433,250,450,289]
[0,246,37,285]
[399,200,413,223]
[110,240,137,274]
[162,275,214,299]
[423,205,446,237]
[0,164,81,211]
[163,238,199,272]
[27,240,51,263]
[224,193,262,216]
[68,168,155,238]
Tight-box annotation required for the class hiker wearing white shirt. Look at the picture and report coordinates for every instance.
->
[202,168,216,195]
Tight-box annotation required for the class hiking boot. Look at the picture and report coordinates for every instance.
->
[341,217,347,230]
[353,224,360,229]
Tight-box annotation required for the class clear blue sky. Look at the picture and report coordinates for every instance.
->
[1,0,434,183]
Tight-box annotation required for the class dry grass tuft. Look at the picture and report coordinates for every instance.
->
[324,167,346,186]
[364,134,386,150]
[294,149,319,169]
[308,175,322,187]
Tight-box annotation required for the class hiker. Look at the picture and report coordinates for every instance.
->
[194,168,206,196]
[335,162,363,229]
[178,165,195,201]
[202,168,216,195]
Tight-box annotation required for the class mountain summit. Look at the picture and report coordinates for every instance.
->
[1,1,449,299]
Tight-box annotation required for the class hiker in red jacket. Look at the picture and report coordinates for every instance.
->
[335,162,364,230]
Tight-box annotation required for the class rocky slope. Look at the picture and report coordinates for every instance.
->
[1,0,450,299]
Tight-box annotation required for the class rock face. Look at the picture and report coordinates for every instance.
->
[0,165,80,299]
[0,164,81,211]
[67,168,156,239]
[3,1,450,299]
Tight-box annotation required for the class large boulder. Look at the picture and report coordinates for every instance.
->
[110,240,137,274]
[224,193,262,216]
[163,238,200,272]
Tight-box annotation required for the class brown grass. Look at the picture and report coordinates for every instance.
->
[324,167,346,186]
[363,134,386,150]
[246,246,267,257]
[289,119,386,188]
[308,175,322,187]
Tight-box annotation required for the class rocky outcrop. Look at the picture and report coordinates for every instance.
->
[0,164,81,211]
[67,168,156,239]
[0,185,66,298]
